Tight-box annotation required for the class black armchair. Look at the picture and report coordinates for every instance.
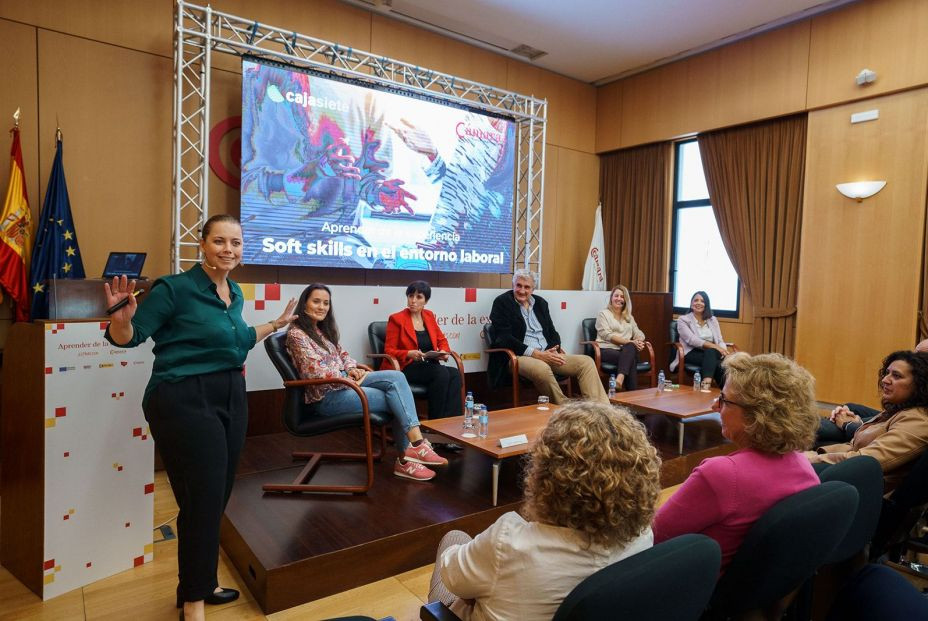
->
[870,446,928,563]
[420,534,721,621]
[480,321,572,408]
[367,321,466,417]
[580,317,656,388]
[262,332,388,495]
[703,481,858,621]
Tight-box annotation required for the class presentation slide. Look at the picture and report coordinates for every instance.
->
[240,58,517,273]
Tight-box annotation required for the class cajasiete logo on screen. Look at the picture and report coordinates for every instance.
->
[455,121,504,144]
[266,83,348,112]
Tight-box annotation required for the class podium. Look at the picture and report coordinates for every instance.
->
[1,321,154,599]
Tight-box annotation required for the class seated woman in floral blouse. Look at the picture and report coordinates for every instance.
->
[286,283,447,482]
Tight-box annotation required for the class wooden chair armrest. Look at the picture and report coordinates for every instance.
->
[643,341,656,365]
[580,339,603,375]
[484,347,518,362]
[366,353,401,370]
[420,602,462,621]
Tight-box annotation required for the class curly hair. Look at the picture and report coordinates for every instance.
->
[522,401,662,548]
[721,352,819,454]
[878,351,928,414]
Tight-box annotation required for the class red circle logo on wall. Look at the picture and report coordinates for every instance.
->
[209,116,241,188]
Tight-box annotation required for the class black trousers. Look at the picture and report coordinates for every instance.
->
[684,347,725,387]
[402,361,463,419]
[144,369,248,603]
[600,346,638,390]
[815,402,880,446]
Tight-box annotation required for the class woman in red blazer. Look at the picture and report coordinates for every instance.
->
[384,281,463,419]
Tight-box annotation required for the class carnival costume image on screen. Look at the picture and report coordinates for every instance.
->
[240,58,517,273]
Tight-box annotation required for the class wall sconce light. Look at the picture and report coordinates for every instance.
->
[836,181,886,202]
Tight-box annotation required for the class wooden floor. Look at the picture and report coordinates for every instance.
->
[0,412,731,620]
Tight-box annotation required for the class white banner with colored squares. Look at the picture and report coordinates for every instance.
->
[240,284,615,392]
[42,321,154,600]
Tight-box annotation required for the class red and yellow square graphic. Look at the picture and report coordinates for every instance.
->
[240,283,280,311]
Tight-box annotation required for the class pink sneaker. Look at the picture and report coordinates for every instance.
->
[394,459,436,481]
[404,439,449,466]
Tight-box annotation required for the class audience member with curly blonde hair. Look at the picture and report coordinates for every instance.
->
[654,352,821,571]
[428,401,661,620]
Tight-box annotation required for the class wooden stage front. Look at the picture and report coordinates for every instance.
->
[221,411,733,614]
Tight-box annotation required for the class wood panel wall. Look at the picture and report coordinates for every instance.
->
[795,89,928,406]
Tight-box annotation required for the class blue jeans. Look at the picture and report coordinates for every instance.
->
[312,370,420,454]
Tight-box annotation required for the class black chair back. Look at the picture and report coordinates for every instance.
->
[368,321,387,356]
[482,322,496,348]
[870,446,928,559]
[552,534,720,621]
[705,481,858,619]
[580,318,597,359]
[817,456,884,562]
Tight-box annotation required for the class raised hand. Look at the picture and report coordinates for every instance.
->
[103,275,138,324]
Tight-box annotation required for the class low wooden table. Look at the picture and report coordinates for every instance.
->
[611,386,721,454]
[421,404,559,506]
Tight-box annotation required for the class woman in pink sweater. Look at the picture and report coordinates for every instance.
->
[653,352,821,571]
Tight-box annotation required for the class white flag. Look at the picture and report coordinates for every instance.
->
[582,204,607,291]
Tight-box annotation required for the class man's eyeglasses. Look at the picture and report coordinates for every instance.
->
[715,393,747,409]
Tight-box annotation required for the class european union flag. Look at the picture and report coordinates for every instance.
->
[30,137,85,320]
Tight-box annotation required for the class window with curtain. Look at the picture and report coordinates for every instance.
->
[670,140,740,316]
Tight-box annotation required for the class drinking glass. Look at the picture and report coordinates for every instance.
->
[537,395,550,410]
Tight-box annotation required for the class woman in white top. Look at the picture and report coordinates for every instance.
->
[672,290,729,387]
[427,401,661,621]
[595,284,646,390]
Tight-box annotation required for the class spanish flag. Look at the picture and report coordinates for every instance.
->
[0,127,33,321]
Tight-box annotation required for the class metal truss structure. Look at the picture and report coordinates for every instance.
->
[173,1,547,276]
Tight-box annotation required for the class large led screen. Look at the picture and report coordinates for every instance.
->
[240,58,516,272]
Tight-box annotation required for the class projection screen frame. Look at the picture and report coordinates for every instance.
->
[172,1,547,279]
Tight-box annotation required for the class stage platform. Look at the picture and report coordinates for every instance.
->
[221,412,733,614]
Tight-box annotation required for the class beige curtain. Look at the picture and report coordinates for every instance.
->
[599,142,670,292]
[698,114,807,356]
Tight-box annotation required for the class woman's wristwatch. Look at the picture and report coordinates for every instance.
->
[269,320,279,333]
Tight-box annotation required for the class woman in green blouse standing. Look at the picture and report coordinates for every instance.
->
[104,215,296,621]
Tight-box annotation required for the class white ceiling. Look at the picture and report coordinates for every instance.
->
[342,0,860,84]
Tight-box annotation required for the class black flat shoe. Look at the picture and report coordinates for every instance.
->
[176,587,240,607]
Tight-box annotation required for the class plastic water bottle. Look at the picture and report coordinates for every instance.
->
[693,371,702,391]
[608,374,617,399]
[463,392,476,437]
[657,370,666,393]
[477,404,489,439]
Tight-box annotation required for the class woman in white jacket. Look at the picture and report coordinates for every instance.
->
[671,290,729,387]
[427,401,662,621]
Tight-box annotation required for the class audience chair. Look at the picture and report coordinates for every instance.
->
[702,481,858,621]
[580,317,656,388]
[793,456,884,620]
[480,321,572,408]
[824,563,928,621]
[262,332,388,495]
[420,534,721,621]
[367,321,466,417]
[870,446,928,563]
[669,319,738,386]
